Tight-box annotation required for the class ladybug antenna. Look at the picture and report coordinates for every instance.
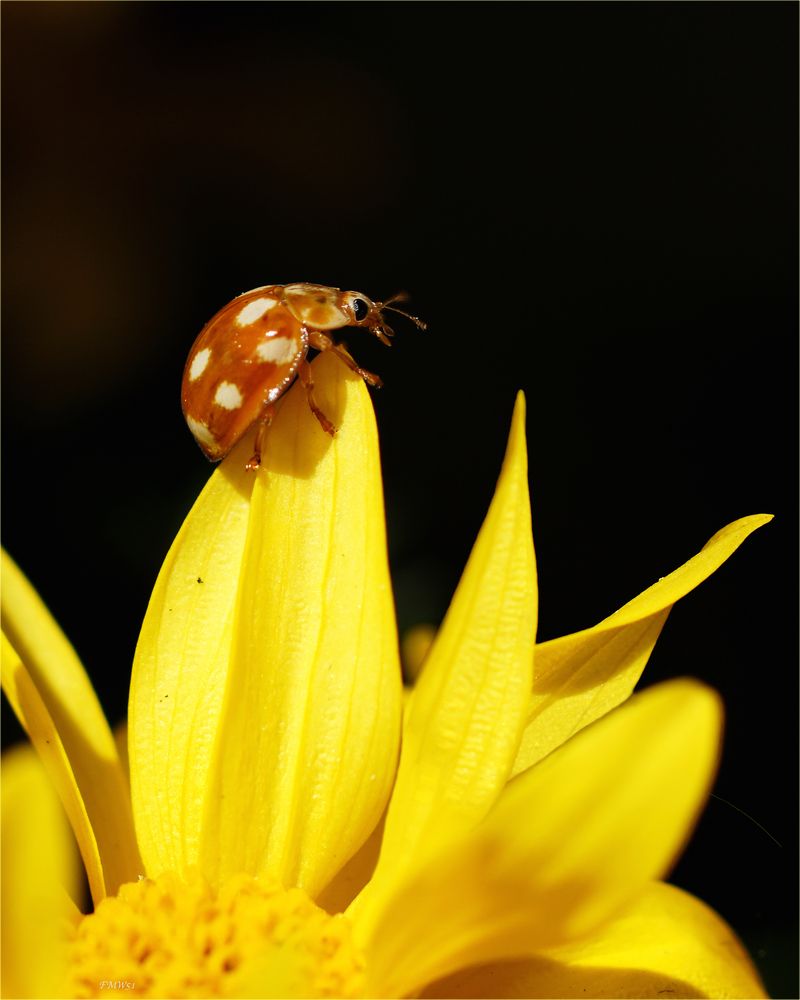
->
[383,305,427,331]
[379,292,427,331]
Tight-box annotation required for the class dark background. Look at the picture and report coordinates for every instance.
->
[2,3,796,995]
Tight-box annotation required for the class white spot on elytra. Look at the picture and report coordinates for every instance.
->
[188,347,211,381]
[256,337,298,365]
[214,381,244,410]
[186,416,217,450]
[235,297,277,327]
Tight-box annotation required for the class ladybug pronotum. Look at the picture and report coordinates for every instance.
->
[181,283,424,470]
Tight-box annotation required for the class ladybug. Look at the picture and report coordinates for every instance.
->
[181,283,424,470]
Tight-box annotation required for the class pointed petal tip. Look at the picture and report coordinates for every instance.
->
[748,512,774,531]
[501,391,528,477]
[702,513,773,553]
[510,390,527,437]
[716,512,774,536]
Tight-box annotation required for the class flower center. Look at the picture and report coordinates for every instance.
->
[67,872,365,998]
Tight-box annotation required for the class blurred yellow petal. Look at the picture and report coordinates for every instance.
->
[401,623,436,683]
[113,720,130,790]
[352,679,721,998]
[1,553,140,898]
[360,394,535,904]
[513,514,771,775]
[129,433,256,879]
[2,743,82,999]
[2,632,104,903]
[201,353,403,898]
[423,881,767,999]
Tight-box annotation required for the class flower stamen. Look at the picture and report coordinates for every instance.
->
[67,872,365,998]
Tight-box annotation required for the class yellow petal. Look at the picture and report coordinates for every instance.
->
[423,881,766,999]
[316,813,385,915]
[513,514,771,775]
[360,393,535,905]
[1,553,140,899]
[128,432,256,879]
[352,679,721,998]
[2,631,105,903]
[200,352,402,898]
[2,743,82,999]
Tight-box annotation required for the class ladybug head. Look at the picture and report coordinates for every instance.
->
[343,290,426,346]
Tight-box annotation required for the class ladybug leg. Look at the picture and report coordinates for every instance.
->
[245,402,276,471]
[298,359,336,436]
[307,331,383,388]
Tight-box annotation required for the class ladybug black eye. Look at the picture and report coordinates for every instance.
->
[352,298,369,322]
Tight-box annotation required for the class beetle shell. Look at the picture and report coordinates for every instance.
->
[181,285,308,461]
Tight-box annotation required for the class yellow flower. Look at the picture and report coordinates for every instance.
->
[1,352,770,999]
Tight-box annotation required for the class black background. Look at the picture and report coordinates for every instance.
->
[2,4,797,996]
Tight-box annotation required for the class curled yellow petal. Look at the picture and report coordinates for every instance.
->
[200,352,402,898]
[352,679,722,998]
[358,394,535,909]
[2,631,104,904]
[1,552,140,899]
[2,743,82,999]
[423,882,766,999]
[513,513,771,775]
[129,433,256,879]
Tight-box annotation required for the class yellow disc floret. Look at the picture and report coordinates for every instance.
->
[68,872,365,999]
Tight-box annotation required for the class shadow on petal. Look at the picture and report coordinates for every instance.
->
[421,954,702,999]
[260,354,355,480]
